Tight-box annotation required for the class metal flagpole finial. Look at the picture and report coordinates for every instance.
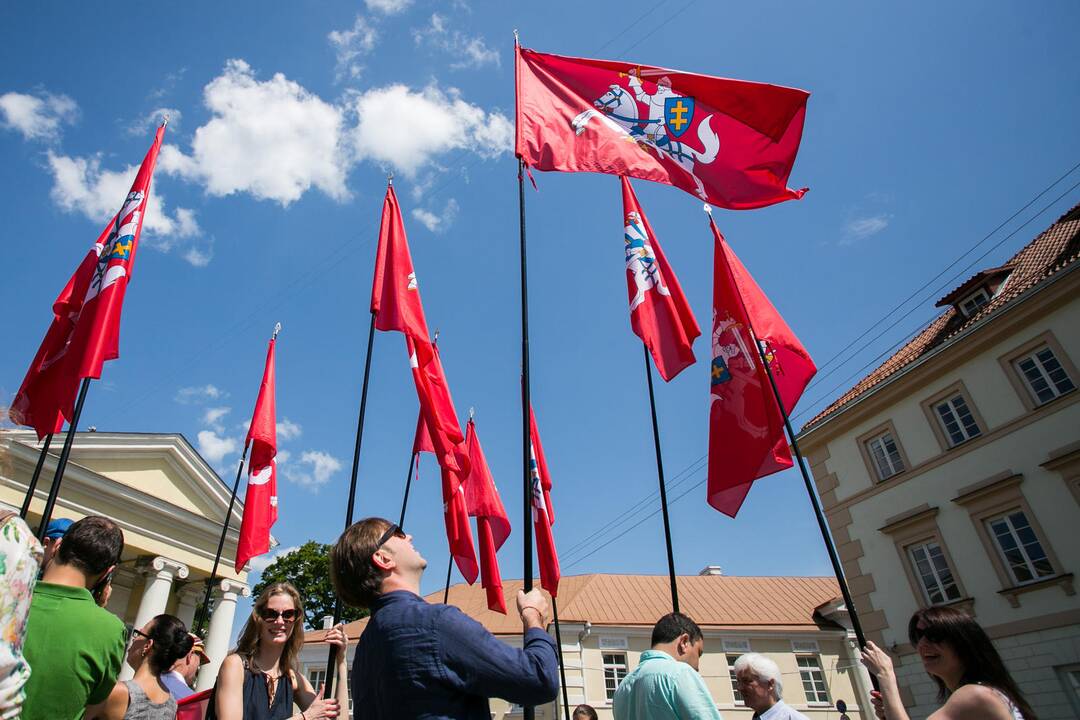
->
[468,406,475,420]
[433,329,440,343]
[161,113,169,127]
[703,203,713,215]
[513,29,519,44]
[387,171,393,186]
[272,322,282,339]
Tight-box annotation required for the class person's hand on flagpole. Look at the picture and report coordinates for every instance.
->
[517,588,548,630]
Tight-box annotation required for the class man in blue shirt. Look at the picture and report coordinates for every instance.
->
[613,612,723,720]
[330,517,560,720]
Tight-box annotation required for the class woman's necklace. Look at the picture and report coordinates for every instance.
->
[249,656,282,706]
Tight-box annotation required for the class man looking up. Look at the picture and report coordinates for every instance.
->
[22,515,126,720]
[330,517,560,720]
[613,612,723,720]
[734,653,810,720]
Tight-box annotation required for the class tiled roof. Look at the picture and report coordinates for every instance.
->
[304,573,841,643]
[800,201,1080,434]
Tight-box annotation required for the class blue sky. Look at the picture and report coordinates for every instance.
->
[3,1,1079,637]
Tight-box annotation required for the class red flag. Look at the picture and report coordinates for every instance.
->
[529,407,560,597]
[707,217,816,516]
[441,464,479,586]
[463,419,510,613]
[235,335,279,573]
[411,410,434,455]
[622,177,700,381]
[176,689,212,720]
[516,47,809,210]
[9,125,165,434]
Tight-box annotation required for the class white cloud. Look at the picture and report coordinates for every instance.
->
[412,14,498,70]
[175,384,224,404]
[183,242,213,267]
[350,83,512,176]
[277,418,302,441]
[0,90,77,142]
[159,60,349,206]
[276,449,291,465]
[129,107,180,136]
[329,15,378,81]
[283,450,342,489]
[197,429,239,465]
[248,544,300,573]
[46,151,201,252]
[842,214,891,244]
[365,0,412,14]
[411,198,458,233]
[202,406,231,432]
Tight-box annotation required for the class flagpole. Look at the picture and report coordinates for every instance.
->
[194,444,249,635]
[34,378,90,542]
[642,346,679,613]
[19,432,55,519]
[398,452,418,527]
[324,309,378,693]
[442,553,453,605]
[550,597,571,720]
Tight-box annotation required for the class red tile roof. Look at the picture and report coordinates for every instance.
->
[304,573,842,643]
[800,202,1080,434]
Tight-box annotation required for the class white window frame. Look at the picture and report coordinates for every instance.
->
[934,394,981,446]
[307,667,327,688]
[907,540,962,605]
[603,651,628,701]
[1013,345,1076,406]
[726,653,745,706]
[796,654,831,705]
[959,288,991,317]
[1058,664,1080,717]
[986,510,1055,585]
[866,431,905,480]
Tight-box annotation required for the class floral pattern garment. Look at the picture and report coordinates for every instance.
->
[0,512,43,719]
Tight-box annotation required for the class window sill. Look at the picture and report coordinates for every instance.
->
[933,596,976,616]
[998,573,1074,608]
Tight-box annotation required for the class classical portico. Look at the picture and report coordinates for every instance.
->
[0,430,255,688]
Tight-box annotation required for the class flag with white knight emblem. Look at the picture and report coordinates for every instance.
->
[529,406,560,597]
[236,334,280,573]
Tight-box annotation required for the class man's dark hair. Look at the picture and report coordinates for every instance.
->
[650,612,703,646]
[55,515,124,576]
[330,517,394,609]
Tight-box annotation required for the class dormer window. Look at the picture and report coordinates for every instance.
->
[935,265,1012,319]
[958,288,991,317]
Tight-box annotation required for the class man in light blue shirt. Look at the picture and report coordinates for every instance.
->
[613,612,722,720]
[734,653,811,720]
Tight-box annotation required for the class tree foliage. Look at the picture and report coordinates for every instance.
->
[252,541,365,628]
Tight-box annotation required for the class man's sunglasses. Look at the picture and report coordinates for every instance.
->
[375,523,406,551]
[259,608,299,623]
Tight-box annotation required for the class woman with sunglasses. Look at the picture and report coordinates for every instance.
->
[210,582,349,720]
[861,606,1035,719]
[85,613,193,719]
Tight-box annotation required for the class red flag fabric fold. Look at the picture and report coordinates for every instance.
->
[463,419,510,613]
[707,218,816,516]
[236,336,279,573]
[516,47,809,210]
[622,177,700,381]
[529,407,560,597]
[9,125,165,435]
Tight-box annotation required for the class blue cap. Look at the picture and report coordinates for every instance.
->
[44,518,74,540]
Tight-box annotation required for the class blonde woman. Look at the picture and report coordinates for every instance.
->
[210,582,348,720]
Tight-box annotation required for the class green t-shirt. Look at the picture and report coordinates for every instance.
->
[22,582,126,720]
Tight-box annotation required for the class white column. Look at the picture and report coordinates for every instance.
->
[197,579,250,690]
[120,556,189,679]
[175,583,202,631]
[843,630,876,717]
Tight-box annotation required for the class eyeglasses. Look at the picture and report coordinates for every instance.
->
[910,625,945,644]
[375,523,406,551]
[128,627,150,646]
[259,608,298,623]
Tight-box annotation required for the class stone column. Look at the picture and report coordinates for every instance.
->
[174,583,203,631]
[120,556,189,679]
[197,579,250,690]
[843,630,876,717]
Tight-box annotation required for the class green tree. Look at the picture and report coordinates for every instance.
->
[252,541,366,628]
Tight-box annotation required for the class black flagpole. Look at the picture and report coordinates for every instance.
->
[442,553,453,604]
[642,345,679,612]
[324,309,378,693]
[35,378,90,542]
[551,597,571,720]
[194,444,249,635]
[518,152,536,720]
[398,452,418,527]
[20,432,55,519]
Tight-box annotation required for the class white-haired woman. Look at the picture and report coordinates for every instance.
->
[734,653,811,720]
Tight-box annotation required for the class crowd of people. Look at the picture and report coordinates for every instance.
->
[0,511,1038,719]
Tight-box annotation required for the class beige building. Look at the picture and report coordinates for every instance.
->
[303,572,872,719]
[796,203,1080,718]
[0,429,252,689]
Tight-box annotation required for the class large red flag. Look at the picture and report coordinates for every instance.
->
[9,125,165,434]
[622,177,700,381]
[463,419,510,613]
[529,407,560,597]
[235,335,279,572]
[441,464,479,586]
[707,217,816,516]
[516,47,808,210]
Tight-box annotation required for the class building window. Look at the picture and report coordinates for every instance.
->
[308,668,327,688]
[603,652,628,701]
[867,431,905,481]
[1014,346,1075,406]
[986,510,1054,584]
[1059,665,1080,716]
[934,394,981,446]
[959,288,991,317]
[796,655,830,704]
[726,654,744,705]
[908,540,962,604]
